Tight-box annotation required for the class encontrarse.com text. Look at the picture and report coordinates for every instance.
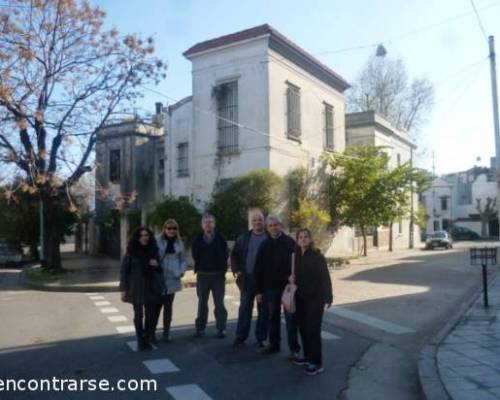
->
[0,378,158,392]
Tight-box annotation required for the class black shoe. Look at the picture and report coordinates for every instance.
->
[149,334,158,346]
[217,330,226,339]
[233,338,245,347]
[163,333,171,343]
[195,330,205,338]
[256,341,266,349]
[261,346,280,355]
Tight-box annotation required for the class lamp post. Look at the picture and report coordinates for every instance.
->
[488,36,500,240]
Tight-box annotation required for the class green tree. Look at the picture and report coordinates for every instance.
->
[326,146,389,256]
[291,200,331,250]
[148,197,200,244]
[0,0,166,270]
[476,197,497,237]
[209,169,282,240]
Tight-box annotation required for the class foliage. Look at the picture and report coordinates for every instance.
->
[148,196,200,244]
[285,167,310,226]
[347,56,434,134]
[476,197,497,237]
[417,204,428,232]
[0,0,166,269]
[291,200,331,250]
[209,169,282,240]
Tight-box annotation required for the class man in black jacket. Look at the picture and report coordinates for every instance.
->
[192,214,229,338]
[231,210,269,347]
[255,214,300,356]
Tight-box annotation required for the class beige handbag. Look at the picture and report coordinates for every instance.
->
[281,253,297,313]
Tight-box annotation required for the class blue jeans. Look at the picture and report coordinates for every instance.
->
[266,289,300,352]
[235,275,268,342]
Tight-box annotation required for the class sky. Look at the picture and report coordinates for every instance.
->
[97,0,500,176]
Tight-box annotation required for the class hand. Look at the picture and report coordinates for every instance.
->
[288,274,296,284]
[256,294,263,304]
[149,259,159,267]
[121,291,127,302]
[325,302,332,309]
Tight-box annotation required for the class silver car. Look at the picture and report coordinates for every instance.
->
[425,231,453,250]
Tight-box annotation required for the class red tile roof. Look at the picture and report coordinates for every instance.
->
[183,24,350,91]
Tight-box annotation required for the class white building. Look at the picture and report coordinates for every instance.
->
[345,111,420,250]
[165,24,349,209]
[423,161,498,237]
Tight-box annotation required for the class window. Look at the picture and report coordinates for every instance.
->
[324,103,334,151]
[109,149,120,183]
[157,146,165,190]
[286,82,301,140]
[177,142,189,177]
[433,220,440,231]
[216,81,239,154]
[441,197,448,211]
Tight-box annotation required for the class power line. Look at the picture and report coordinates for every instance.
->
[470,0,489,42]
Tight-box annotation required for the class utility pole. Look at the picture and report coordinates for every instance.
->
[39,198,45,267]
[489,36,500,240]
[409,147,414,249]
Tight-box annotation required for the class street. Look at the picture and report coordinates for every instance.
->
[0,242,494,400]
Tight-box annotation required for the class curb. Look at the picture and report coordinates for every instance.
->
[417,268,498,400]
[21,264,235,293]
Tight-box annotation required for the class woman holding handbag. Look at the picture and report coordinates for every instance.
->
[120,227,165,351]
[155,219,187,343]
[293,228,333,375]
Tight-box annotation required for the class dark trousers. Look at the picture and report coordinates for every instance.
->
[195,272,227,332]
[266,289,300,352]
[235,275,268,342]
[133,303,158,340]
[296,297,324,365]
[161,293,175,336]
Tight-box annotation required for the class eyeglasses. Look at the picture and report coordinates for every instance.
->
[166,227,178,231]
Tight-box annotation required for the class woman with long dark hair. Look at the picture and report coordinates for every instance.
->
[120,226,165,351]
[293,228,333,375]
[155,218,187,343]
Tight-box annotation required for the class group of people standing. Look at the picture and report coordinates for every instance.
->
[119,211,333,376]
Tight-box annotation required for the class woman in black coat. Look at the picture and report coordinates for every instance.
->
[293,228,333,376]
[120,227,165,351]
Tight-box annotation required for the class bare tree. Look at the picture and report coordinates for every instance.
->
[0,0,166,270]
[347,56,434,134]
[476,197,497,237]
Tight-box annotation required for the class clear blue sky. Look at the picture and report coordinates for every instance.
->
[97,0,500,175]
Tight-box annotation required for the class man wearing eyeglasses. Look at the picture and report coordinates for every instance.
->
[192,214,229,338]
[255,214,300,357]
[231,210,270,348]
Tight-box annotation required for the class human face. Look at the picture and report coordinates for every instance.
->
[297,231,311,250]
[267,219,282,238]
[251,214,265,233]
[138,230,150,246]
[164,225,178,238]
[202,217,215,234]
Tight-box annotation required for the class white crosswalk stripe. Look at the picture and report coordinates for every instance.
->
[167,384,213,400]
[143,358,179,374]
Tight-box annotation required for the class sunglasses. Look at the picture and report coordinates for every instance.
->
[166,227,178,231]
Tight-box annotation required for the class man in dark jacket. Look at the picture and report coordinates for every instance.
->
[255,214,300,356]
[231,210,269,347]
[192,214,229,338]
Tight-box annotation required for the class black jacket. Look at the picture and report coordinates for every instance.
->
[230,230,270,275]
[295,248,333,304]
[119,251,165,305]
[254,233,295,294]
[191,231,228,274]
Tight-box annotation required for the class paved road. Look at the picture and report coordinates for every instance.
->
[0,268,370,400]
[0,242,494,399]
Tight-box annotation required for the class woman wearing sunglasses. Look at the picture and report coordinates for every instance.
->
[155,219,187,343]
[120,226,165,351]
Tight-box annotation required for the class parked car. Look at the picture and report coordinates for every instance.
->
[425,231,453,250]
[0,240,23,267]
[450,226,480,241]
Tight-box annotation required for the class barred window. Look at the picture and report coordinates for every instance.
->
[177,142,189,177]
[286,82,301,140]
[216,81,239,155]
[157,146,165,190]
[324,103,334,151]
[109,149,120,183]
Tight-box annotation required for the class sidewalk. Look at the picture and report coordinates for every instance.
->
[436,272,500,400]
[23,251,234,292]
